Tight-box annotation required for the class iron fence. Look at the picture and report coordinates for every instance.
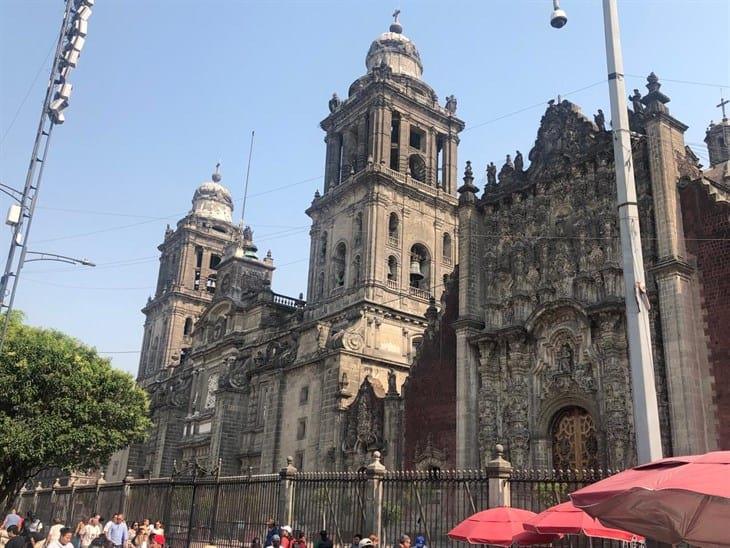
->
[507,468,620,548]
[15,464,611,547]
[290,472,367,547]
[381,470,490,548]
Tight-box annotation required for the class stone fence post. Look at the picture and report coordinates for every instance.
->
[33,481,42,513]
[94,472,106,513]
[122,470,134,516]
[486,444,512,508]
[278,456,298,526]
[364,451,386,541]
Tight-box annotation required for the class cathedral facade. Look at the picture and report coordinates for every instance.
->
[131,16,729,478]
[403,77,729,472]
[131,16,462,476]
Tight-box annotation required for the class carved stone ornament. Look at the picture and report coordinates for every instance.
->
[342,376,385,454]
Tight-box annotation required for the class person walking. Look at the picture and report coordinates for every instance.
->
[350,534,362,548]
[264,519,279,548]
[23,512,44,545]
[265,534,281,548]
[413,535,427,548]
[71,517,86,548]
[398,535,411,548]
[278,526,292,548]
[105,515,127,548]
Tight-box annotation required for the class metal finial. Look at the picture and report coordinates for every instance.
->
[390,9,403,33]
[212,162,222,183]
[717,92,729,121]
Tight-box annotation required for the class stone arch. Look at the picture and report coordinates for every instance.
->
[332,241,348,288]
[388,212,400,243]
[409,242,431,291]
[183,317,193,336]
[442,232,452,262]
[387,255,398,282]
[408,154,427,182]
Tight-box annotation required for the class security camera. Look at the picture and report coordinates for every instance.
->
[550,7,568,28]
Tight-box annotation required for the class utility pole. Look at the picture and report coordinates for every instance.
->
[0,0,95,352]
[550,0,663,463]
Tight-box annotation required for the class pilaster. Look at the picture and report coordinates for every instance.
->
[643,74,716,453]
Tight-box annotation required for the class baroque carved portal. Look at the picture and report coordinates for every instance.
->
[551,406,598,470]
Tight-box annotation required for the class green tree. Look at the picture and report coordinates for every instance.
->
[0,312,150,512]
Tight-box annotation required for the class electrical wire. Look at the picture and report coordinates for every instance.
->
[0,41,56,148]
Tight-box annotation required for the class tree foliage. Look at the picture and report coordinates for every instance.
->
[0,312,150,511]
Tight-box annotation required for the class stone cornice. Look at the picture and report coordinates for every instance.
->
[452,315,485,332]
[648,257,695,278]
[644,110,689,133]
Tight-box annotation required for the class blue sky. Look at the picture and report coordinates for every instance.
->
[1,0,728,375]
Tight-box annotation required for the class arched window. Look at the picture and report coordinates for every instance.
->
[183,317,193,336]
[411,336,423,357]
[319,232,328,263]
[209,254,221,270]
[409,243,431,292]
[442,233,452,263]
[408,154,427,183]
[388,213,399,246]
[354,212,363,247]
[333,242,347,288]
[387,256,398,283]
[551,406,599,470]
[352,255,362,286]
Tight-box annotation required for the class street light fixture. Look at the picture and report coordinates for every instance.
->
[550,0,568,28]
[550,0,663,464]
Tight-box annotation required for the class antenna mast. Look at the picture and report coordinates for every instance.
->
[241,130,255,224]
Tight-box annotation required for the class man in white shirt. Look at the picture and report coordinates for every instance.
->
[46,518,65,544]
[80,515,102,548]
[47,527,73,548]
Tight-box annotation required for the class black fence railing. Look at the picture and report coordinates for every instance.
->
[16,465,612,547]
[381,470,490,548]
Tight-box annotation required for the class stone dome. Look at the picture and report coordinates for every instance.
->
[191,166,233,223]
[365,17,423,79]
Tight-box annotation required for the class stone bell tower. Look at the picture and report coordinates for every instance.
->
[302,13,464,469]
[306,13,463,319]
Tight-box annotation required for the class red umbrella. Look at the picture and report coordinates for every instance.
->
[524,501,643,542]
[448,507,562,546]
[570,451,730,546]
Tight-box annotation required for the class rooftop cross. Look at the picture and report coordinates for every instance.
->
[213,161,222,182]
[390,9,403,33]
[392,9,400,23]
[717,93,729,121]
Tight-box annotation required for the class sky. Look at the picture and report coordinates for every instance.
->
[0,0,728,375]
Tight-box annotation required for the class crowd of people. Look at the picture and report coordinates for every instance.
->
[255,519,428,548]
[0,510,165,548]
[3,511,428,548]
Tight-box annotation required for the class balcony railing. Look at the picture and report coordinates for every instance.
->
[386,279,398,290]
[272,293,306,309]
[408,286,431,300]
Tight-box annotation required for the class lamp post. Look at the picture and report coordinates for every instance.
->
[549,0,663,463]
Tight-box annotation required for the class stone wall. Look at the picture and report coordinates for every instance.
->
[679,181,730,448]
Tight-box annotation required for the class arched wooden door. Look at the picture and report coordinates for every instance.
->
[551,406,599,470]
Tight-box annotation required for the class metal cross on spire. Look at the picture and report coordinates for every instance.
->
[392,9,400,23]
[212,161,222,182]
[717,92,729,121]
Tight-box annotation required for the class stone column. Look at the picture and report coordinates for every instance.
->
[278,457,298,527]
[369,98,391,165]
[399,116,409,174]
[486,444,512,508]
[443,134,459,193]
[324,133,340,191]
[454,167,483,468]
[643,78,716,454]
[383,390,403,469]
[364,451,386,541]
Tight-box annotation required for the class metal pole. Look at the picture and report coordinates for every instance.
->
[602,0,663,463]
[241,130,255,224]
[0,0,74,351]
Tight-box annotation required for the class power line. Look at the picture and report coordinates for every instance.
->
[625,74,729,90]
[0,41,56,147]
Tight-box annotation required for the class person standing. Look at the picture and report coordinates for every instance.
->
[350,534,362,548]
[80,515,102,548]
[278,526,292,548]
[105,515,127,548]
[23,512,44,544]
[398,535,411,548]
[413,535,427,548]
[72,517,86,548]
[47,527,74,548]
[5,526,25,548]
[264,519,279,548]
[46,517,65,545]
[314,531,332,548]
[2,510,22,531]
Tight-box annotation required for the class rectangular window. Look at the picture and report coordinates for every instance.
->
[295,450,304,471]
[299,385,309,405]
[296,417,307,440]
[409,127,423,150]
